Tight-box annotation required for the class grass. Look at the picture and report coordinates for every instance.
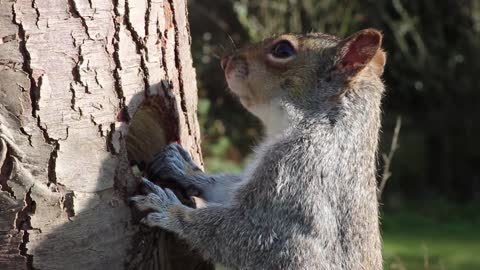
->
[382,208,480,270]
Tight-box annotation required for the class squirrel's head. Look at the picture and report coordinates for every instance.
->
[222,29,386,126]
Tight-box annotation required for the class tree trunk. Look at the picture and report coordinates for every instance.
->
[0,0,213,269]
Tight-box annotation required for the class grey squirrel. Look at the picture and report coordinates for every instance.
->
[131,28,386,270]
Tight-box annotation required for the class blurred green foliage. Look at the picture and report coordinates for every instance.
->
[189,0,480,204]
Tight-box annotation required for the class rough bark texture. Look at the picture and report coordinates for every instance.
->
[0,0,211,269]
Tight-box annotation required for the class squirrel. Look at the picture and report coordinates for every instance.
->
[131,28,386,270]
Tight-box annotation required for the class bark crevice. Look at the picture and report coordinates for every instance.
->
[124,0,151,93]
[161,1,172,80]
[32,0,40,28]
[69,83,77,111]
[106,123,117,154]
[46,142,59,189]
[112,5,127,117]
[36,117,55,144]
[19,128,33,147]
[144,0,152,37]
[67,0,91,39]
[168,0,192,136]
[61,191,76,219]
[12,4,39,117]
[0,139,15,198]
[16,188,37,270]
[72,46,90,94]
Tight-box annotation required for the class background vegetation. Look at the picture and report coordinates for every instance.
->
[187,0,480,269]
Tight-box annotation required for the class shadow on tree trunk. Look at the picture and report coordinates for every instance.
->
[30,89,214,270]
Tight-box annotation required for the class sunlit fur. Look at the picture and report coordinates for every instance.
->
[134,29,387,270]
[224,31,385,136]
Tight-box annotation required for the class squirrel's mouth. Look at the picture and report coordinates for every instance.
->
[224,76,255,109]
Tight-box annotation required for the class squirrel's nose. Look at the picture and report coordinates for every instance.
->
[221,55,231,70]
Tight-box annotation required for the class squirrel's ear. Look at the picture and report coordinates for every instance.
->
[335,29,385,76]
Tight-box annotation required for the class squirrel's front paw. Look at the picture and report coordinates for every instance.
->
[131,179,181,211]
[130,178,182,230]
[141,212,175,229]
[146,143,203,188]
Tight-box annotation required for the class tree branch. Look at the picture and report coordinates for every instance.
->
[378,116,402,199]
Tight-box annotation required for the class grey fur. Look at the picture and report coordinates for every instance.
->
[132,31,385,270]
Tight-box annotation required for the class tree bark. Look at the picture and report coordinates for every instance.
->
[0,0,212,269]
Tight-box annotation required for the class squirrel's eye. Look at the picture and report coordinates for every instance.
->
[270,41,295,58]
